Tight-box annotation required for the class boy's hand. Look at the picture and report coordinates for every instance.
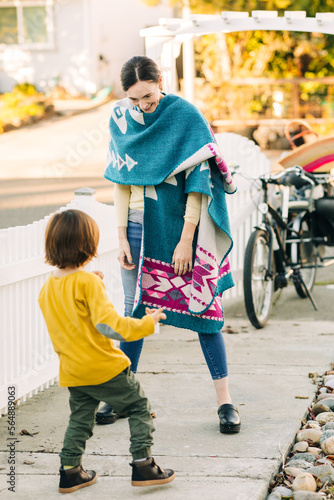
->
[145,307,166,325]
[92,270,104,280]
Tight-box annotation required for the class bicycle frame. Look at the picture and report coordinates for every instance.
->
[235,163,334,327]
[254,170,320,308]
[255,178,292,283]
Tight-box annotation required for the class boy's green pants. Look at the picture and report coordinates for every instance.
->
[59,367,155,466]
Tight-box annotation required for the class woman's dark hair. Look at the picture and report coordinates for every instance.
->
[120,56,161,92]
[45,209,99,269]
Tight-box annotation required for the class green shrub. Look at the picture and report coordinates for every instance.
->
[12,83,40,97]
[0,83,51,133]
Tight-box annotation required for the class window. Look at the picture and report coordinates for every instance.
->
[0,1,54,48]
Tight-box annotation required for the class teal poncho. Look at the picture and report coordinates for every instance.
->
[105,94,236,333]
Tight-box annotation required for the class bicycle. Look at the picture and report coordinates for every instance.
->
[233,165,334,329]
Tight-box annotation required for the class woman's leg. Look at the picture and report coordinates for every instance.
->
[198,331,231,406]
[198,331,240,433]
[119,221,144,374]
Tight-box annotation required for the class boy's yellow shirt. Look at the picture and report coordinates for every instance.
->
[38,271,155,387]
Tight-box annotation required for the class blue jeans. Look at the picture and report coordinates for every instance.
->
[120,221,228,380]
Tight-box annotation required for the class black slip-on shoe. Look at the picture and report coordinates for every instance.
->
[59,465,97,493]
[95,403,126,425]
[218,403,241,434]
[130,457,175,487]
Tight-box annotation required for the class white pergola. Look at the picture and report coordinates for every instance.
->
[140,11,334,103]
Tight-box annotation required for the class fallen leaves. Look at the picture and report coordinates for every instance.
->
[308,372,319,384]
[20,429,39,437]
[223,326,239,334]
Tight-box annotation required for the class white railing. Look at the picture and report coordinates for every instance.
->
[0,133,270,417]
[0,188,124,417]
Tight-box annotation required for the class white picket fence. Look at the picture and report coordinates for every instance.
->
[0,133,270,417]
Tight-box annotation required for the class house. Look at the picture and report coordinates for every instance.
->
[0,0,175,96]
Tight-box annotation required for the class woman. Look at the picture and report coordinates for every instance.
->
[97,56,240,434]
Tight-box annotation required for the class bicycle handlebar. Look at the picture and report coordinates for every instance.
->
[269,166,316,187]
[230,164,334,188]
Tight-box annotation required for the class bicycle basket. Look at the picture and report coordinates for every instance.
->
[278,120,334,174]
[315,197,334,246]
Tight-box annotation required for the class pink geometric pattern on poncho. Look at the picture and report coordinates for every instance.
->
[189,245,231,313]
[140,257,223,320]
[207,142,235,191]
[207,125,236,193]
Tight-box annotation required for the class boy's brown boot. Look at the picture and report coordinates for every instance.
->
[59,465,97,493]
[130,457,175,487]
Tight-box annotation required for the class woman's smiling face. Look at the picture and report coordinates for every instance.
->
[126,79,163,113]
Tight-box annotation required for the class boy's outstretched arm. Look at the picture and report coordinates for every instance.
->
[97,308,166,341]
[87,275,166,342]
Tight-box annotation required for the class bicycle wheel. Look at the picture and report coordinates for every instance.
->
[243,229,274,329]
[290,215,317,298]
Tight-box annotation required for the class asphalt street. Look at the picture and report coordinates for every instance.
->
[0,103,114,229]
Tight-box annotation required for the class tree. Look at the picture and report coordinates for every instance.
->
[139,0,334,79]
[138,0,334,120]
[139,0,334,13]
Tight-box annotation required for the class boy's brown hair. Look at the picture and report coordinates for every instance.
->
[45,209,99,269]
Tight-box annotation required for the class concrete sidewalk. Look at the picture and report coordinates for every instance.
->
[1,273,334,500]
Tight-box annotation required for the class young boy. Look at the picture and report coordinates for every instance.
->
[38,209,175,493]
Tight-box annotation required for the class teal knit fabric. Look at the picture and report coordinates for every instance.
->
[105,94,236,333]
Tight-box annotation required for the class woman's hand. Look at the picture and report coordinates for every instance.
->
[145,307,167,324]
[117,226,136,271]
[172,221,197,276]
[118,238,136,271]
[172,240,193,276]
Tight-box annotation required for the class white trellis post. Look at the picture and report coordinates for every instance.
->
[181,1,195,103]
